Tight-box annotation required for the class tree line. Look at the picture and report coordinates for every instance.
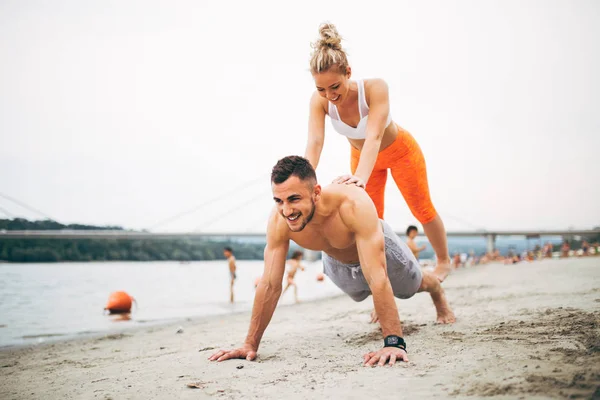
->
[0,218,266,263]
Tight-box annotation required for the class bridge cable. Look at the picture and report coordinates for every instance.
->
[147,173,270,231]
[193,188,270,232]
[0,192,59,222]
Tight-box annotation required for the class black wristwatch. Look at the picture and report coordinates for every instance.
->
[384,335,407,352]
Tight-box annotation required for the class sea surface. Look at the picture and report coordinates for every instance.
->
[0,260,341,347]
[0,236,563,347]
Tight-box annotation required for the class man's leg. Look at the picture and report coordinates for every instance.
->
[371,271,455,324]
[322,253,372,303]
[417,270,455,323]
[230,279,234,303]
[378,219,455,324]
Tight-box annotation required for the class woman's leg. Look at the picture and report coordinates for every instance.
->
[387,132,452,281]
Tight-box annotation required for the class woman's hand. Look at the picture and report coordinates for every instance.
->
[332,174,366,189]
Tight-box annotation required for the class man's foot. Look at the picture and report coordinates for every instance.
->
[431,286,456,324]
[432,259,452,282]
[436,306,456,324]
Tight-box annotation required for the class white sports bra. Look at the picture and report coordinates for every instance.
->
[328,79,393,140]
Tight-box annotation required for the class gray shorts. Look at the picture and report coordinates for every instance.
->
[323,220,422,302]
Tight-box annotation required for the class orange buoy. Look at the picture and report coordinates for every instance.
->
[104,291,134,314]
[316,272,325,282]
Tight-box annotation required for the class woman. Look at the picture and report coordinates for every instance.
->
[305,23,451,281]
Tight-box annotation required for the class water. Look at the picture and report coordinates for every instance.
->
[0,236,564,347]
[0,260,341,347]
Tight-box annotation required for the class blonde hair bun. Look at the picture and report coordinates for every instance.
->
[316,23,342,51]
[310,22,348,74]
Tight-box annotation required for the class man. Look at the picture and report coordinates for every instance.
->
[281,250,306,303]
[223,247,237,303]
[209,156,455,367]
[406,225,427,259]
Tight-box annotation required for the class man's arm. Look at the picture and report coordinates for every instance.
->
[245,215,289,349]
[340,192,402,338]
[209,210,289,362]
[340,190,409,366]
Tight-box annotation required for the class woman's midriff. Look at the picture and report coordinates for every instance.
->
[347,122,406,153]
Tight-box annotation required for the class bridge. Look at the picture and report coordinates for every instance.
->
[2,229,599,254]
[1,187,599,254]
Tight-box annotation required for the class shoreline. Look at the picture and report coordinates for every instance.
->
[1,293,347,352]
[1,258,599,399]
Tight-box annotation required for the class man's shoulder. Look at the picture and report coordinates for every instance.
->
[322,184,379,232]
[322,183,373,212]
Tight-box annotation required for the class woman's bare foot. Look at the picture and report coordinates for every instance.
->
[432,259,452,282]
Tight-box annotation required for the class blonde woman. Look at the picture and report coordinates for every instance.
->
[305,23,451,281]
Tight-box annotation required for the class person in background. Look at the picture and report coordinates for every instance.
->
[543,242,554,258]
[282,250,306,303]
[223,247,237,303]
[581,240,590,256]
[405,225,427,260]
[452,253,462,269]
[561,241,570,258]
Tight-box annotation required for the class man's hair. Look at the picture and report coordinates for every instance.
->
[291,250,304,260]
[406,225,418,236]
[223,246,233,253]
[271,156,317,186]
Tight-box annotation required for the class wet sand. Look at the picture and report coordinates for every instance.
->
[1,258,599,399]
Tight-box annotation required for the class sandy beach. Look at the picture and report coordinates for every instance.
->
[1,257,599,399]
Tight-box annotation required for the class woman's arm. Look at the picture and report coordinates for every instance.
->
[352,79,390,184]
[304,91,327,169]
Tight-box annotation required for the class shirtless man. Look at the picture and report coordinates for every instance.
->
[223,247,237,303]
[282,250,305,303]
[406,225,427,259]
[209,156,454,367]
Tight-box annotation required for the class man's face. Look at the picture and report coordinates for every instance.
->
[223,250,231,258]
[272,176,320,232]
[408,230,418,239]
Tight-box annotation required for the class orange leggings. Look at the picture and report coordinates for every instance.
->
[351,127,437,224]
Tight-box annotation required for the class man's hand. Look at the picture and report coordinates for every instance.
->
[363,347,408,367]
[332,174,365,189]
[208,344,257,362]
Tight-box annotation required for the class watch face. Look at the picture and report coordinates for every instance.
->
[387,336,399,345]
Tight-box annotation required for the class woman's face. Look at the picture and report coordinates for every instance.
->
[313,67,351,105]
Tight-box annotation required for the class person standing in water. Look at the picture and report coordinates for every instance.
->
[223,247,237,303]
[304,23,451,282]
[282,250,306,303]
[405,225,427,260]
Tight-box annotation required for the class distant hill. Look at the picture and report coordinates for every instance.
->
[0,218,123,231]
[0,218,265,263]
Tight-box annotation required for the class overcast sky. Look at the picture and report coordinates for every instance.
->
[1,0,598,233]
